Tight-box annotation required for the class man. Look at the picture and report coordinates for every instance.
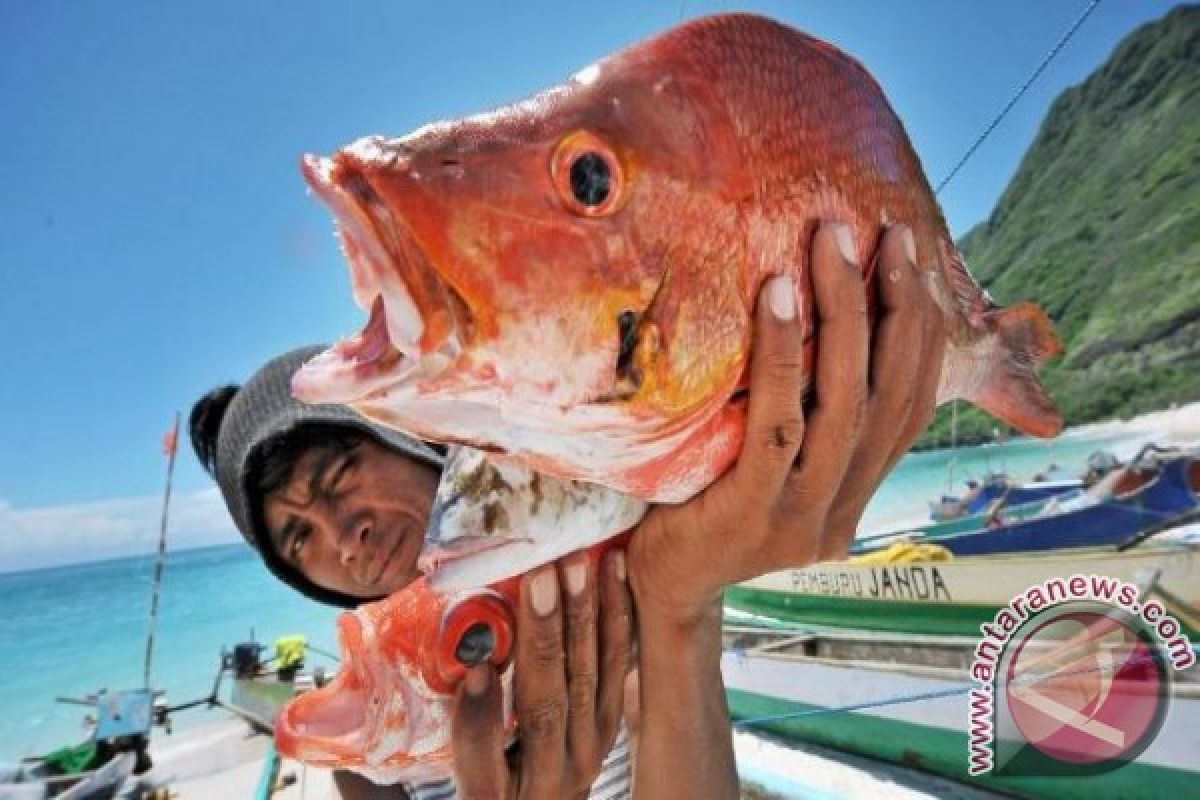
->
[191,223,941,798]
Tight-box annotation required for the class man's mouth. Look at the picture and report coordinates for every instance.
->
[365,528,405,589]
[294,144,469,404]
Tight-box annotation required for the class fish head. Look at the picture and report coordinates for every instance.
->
[294,36,758,500]
[275,578,517,785]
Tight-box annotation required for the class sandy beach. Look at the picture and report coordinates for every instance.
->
[140,717,1005,800]
[1060,400,1200,445]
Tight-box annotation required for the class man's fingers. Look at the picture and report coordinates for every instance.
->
[451,665,512,799]
[596,550,633,745]
[820,225,924,557]
[781,224,867,516]
[732,269,807,509]
[560,553,600,772]
[866,226,923,426]
[891,260,947,465]
[514,566,567,796]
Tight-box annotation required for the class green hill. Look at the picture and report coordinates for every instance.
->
[920,4,1200,449]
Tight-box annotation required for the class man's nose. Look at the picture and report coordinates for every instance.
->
[337,515,374,565]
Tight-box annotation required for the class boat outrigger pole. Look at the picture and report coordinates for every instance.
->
[143,412,180,689]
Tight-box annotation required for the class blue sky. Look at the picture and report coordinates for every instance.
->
[0,0,1182,570]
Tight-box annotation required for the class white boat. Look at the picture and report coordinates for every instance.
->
[723,623,1200,799]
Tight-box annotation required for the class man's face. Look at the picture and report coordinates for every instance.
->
[263,438,441,598]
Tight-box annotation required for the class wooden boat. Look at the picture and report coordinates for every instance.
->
[940,452,1197,556]
[0,690,153,800]
[855,491,1075,553]
[212,636,332,732]
[725,531,1200,638]
[722,622,1200,799]
[929,472,1084,522]
[861,450,1200,558]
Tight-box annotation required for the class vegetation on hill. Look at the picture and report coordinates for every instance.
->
[919,5,1200,449]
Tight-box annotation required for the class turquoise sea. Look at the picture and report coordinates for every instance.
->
[0,425,1165,761]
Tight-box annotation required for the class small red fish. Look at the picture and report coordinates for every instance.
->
[275,539,622,784]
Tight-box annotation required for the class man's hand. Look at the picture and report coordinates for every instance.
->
[451,551,633,800]
[629,222,944,624]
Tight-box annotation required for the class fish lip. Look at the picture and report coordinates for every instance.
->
[297,149,463,404]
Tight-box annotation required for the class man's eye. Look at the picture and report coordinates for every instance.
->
[289,528,310,560]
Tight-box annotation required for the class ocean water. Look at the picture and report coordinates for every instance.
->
[0,425,1167,761]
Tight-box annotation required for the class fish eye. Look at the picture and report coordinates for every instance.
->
[552,132,623,217]
[570,153,610,207]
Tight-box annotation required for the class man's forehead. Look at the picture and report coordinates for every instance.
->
[267,449,329,508]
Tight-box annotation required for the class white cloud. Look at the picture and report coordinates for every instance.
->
[0,488,242,573]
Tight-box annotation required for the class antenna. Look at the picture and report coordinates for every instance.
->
[935,0,1102,195]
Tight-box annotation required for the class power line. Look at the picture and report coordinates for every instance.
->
[935,0,1103,195]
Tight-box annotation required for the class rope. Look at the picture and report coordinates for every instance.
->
[733,683,970,728]
[307,644,342,663]
[934,0,1102,195]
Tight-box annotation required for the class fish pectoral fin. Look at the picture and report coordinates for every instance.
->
[968,302,1065,438]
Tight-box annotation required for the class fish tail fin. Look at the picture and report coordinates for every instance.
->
[967,302,1065,438]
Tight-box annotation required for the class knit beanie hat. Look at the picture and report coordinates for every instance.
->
[210,346,445,607]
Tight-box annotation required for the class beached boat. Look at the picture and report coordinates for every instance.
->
[860,449,1200,559]
[855,491,1077,553]
[929,471,1084,522]
[0,691,152,800]
[722,622,1200,799]
[725,531,1200,638]
[216,635,332,731]
[931,451,1198,556]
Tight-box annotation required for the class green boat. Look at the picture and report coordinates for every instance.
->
[723,622,1200,799]
[725,534,1200,639]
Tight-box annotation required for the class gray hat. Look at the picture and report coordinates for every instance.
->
[213,345,445,607]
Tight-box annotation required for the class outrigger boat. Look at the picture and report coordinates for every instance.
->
[726,524,1200,639]
[929,471,1085,522]
[859,447,1200,558]
[722,619,1200,800]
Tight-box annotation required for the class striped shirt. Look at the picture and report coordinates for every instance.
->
[405,726,633,800]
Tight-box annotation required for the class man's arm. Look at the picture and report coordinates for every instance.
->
[628,223,942,798]
[631,599,734,799]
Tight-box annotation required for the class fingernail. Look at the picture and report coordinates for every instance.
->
[901,227,917,266]
[609,550,626,582]
[623,668,640,713]
[530,569,558,617]
[767,274,796,321]
[835,224,858,265]
[465,665,490,697]
[564,560,587,597]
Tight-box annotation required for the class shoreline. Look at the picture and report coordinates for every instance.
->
[912,400,1200,455]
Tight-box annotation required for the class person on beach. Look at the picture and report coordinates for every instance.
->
[189,223,943,799]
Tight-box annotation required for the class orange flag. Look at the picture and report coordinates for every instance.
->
[162,427,178,459]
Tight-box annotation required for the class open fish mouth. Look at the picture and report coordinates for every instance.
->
[294,145,467,404]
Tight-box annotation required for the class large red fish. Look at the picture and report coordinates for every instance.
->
[294,13,1062,509]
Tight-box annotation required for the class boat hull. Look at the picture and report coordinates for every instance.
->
[723,641,1200,799]
[725,543,1200,638]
